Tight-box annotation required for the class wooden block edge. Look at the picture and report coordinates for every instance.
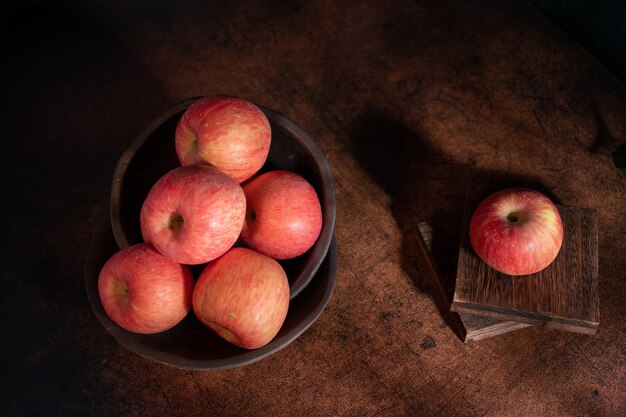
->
[451,301,599,335]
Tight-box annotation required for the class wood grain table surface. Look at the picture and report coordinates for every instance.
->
[4,0,626,416]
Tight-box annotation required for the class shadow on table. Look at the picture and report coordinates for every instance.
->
[348,107,557,341]
[4,3,177,414]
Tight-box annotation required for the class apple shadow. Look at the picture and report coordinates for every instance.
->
[348,107,557,340]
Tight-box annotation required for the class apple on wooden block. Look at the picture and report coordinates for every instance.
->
[175,95,271,183]
[98,244,194,334]
[192,247,290,349]
[469,187,564,276]
[240,170,322,260]
[140,164,246,265]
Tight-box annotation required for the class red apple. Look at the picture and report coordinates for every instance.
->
[175,95,271,183]
[192,247,290,349]
[240,170,322,260]
[140,164,246,265]
[98,244,194,334]
[469,188,564,276]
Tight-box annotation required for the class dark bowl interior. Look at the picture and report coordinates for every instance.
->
[111,97,336,299]
[85,219,337,370]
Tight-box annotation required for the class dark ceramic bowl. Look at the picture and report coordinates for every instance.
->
[110,97,336,299]
[85,219,337,370]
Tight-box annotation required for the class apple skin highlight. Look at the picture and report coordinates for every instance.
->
[469,188,564,276]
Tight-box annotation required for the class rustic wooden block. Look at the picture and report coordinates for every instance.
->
[451,193,600,334]
[418,217,530,343]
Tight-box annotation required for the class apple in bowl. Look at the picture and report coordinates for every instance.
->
[240,170,322,260]
[98,243,194,334]
[140,164,246,265]
[111,97,337,299]
[175,95,271,184]
[192,247,290,349]
[469,187,564,276]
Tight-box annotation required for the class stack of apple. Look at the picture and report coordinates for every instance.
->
[98,95,323,349]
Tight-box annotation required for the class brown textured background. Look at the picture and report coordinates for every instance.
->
[4,0,626,416]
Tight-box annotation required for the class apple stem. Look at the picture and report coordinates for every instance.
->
[114,279,130,304]
[169,213,184,232]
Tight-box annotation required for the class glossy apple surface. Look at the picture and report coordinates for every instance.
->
[192,247,290,349]
[240,170,322,260]
[469,188,564,276]
[98,244,194,334]
[140,165,246,265]
[175,95,271,183]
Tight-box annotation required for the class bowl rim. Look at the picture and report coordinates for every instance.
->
[110,96,337,299]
